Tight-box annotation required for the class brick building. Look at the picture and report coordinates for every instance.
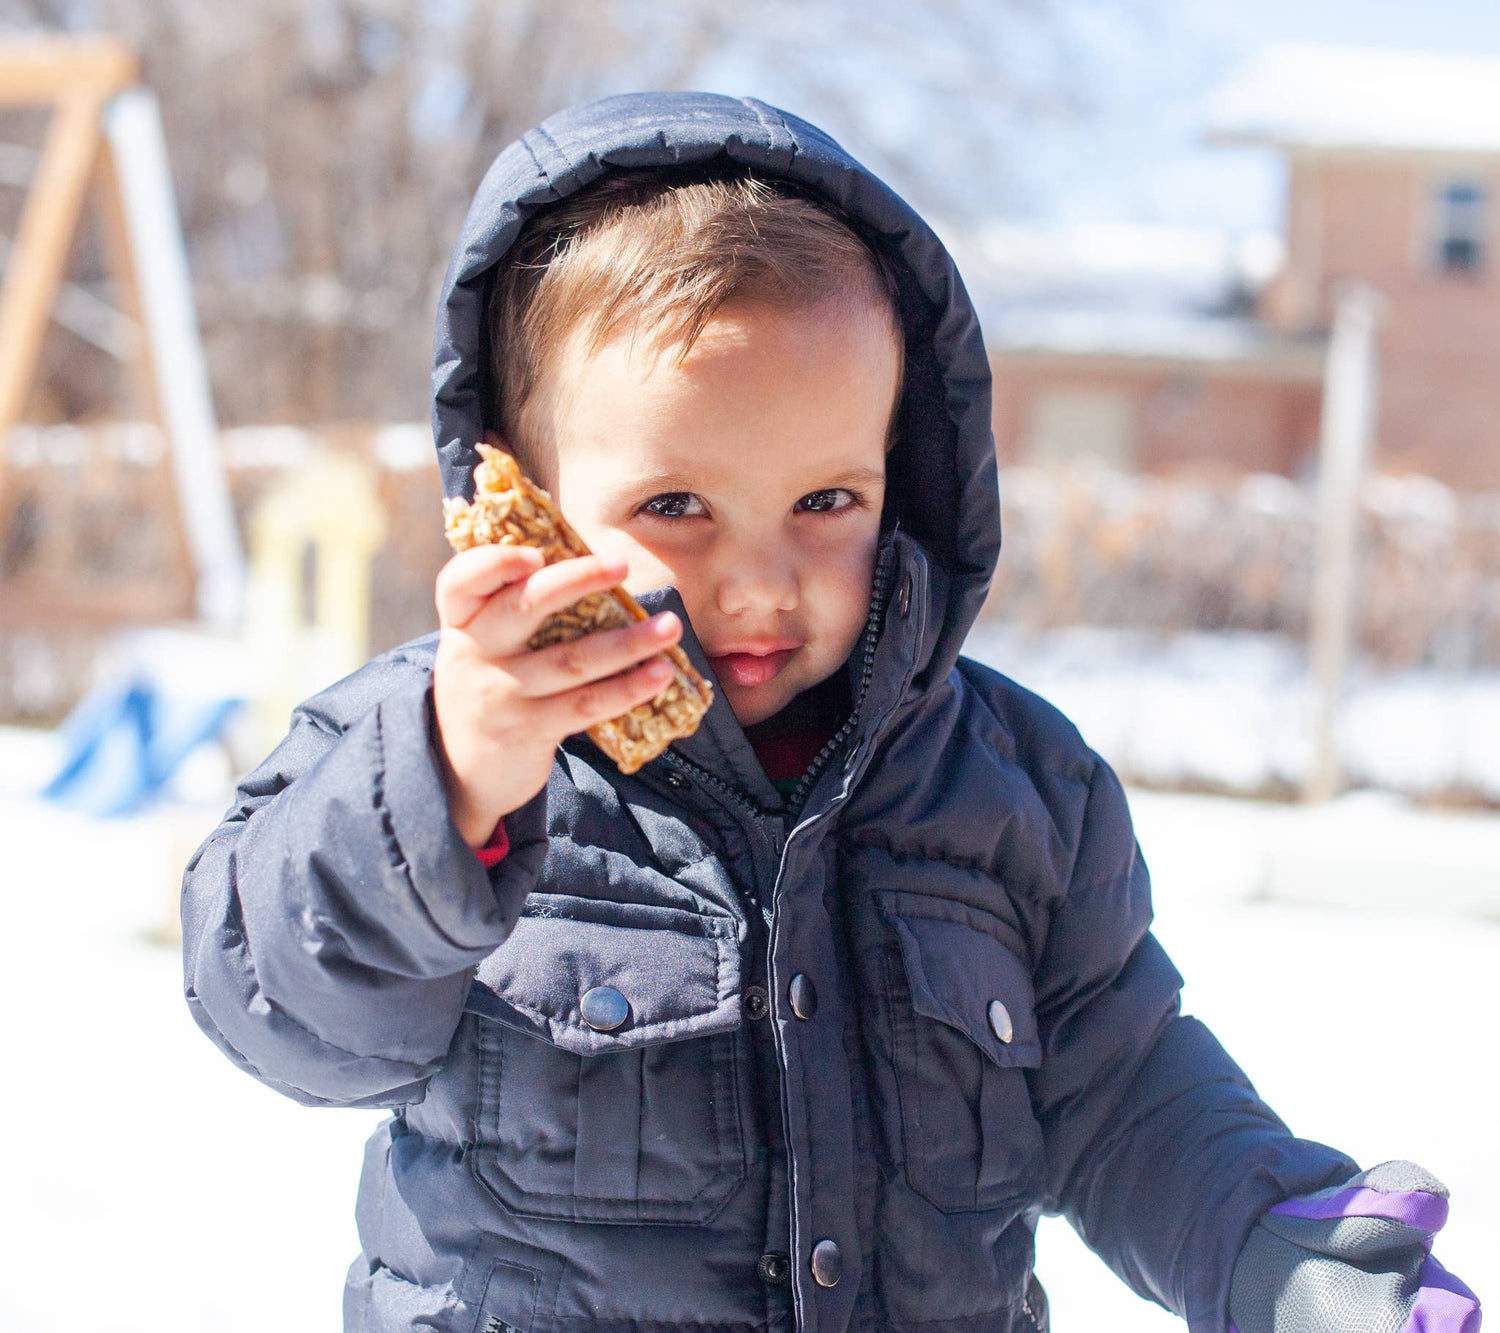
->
[980,45,1500,490]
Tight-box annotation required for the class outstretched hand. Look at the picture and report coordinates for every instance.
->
[1229,1160,1480,1333]
[432,543,681,845]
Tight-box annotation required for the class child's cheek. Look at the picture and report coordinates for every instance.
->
[612,537,686,601]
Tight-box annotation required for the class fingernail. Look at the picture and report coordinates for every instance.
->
[653,612,680,636]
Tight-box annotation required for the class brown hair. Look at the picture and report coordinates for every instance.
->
[486,167,904,477]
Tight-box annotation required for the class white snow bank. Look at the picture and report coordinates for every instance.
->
[965,624,1500,804]
[0,729,1495,1332]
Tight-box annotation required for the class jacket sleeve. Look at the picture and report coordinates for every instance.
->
[180,647,548,1109]
[1027,753,1357,1333]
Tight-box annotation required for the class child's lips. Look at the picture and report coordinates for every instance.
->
[707,647,798,688]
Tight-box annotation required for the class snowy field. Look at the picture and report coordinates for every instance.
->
[0,723,1493,1331]
[966,624,1500,804]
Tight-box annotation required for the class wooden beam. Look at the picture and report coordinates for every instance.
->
[0,92,105,436]
[0,37,238,632]
[0,36,139,537]
[0,37,137,107]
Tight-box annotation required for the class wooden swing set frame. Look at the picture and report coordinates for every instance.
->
[0,35,243,627]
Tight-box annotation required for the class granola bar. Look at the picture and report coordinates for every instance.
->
[443,443,713,774]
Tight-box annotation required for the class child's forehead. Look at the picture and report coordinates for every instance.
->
[543,293,900,494]
[557,429,886,494]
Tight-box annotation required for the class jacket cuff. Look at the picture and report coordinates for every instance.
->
[372,673,545,959]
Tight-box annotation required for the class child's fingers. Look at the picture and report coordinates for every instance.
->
[535,655,676,739]
[464,552,630,657]
[435,544,546,629]
[507,612,681,698]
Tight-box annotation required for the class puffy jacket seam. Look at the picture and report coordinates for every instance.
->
[523,122,570,190]
[739,96,799,168]
[952,659,1095,786]
[371,690,507,957]
[186,975,428,1083]
[834,832,991,874]
[370,701,421,892]
[250,986,436,1071]
[872,890,1022,951]
[546,832,727,879]
[1062,753,1120,900]
[291,708,342,741]
[837,833,1051,908]
[215,864,411,1068]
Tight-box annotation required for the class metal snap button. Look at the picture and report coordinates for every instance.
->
[988,998,1014,1044]
[742,985,770,1021]
[788,973,818,1020]
[756,1252,790,1287]
[580,986,630,1032]
[810,1239,842,1288]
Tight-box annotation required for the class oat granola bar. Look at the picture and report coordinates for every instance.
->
[443,443,713,774]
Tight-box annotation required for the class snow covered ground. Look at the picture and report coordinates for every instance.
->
[0,725,1493,1330]
[966,624,1500,804]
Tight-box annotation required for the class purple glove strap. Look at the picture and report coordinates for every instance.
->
[1405,1256,1482,1333]
[1268,1186,1449,1233]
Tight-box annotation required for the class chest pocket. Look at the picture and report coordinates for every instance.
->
[876,891,1045,1215]
[463,894,747,1226]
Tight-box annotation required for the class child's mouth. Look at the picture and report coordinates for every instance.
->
[708,648,797,688]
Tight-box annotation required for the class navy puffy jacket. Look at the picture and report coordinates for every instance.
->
[180,93,1356,1333]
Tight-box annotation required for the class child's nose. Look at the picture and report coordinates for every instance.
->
[714,545,799,617]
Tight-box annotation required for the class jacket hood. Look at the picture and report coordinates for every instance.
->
[431,91,999,686]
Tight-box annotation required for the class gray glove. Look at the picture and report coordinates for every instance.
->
[1230,1161,1481,1333]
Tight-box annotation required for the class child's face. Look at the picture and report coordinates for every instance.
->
[534,296,900,727]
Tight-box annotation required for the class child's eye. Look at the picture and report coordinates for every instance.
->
[796,488,857,514]
[640,492,707,519]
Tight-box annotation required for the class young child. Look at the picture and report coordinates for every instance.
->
[180,93,1480,1333]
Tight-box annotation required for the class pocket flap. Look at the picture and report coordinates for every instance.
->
[878,892,1041,1068]
[464,895,742,1055]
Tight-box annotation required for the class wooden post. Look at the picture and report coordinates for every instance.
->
[0,96,103,431]
[1305,283,1382,803]
[0,38,138,542]
[0,40,137,435]
[0,36,245,629]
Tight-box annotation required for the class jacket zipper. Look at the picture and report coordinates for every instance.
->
[659,748,780,926]
[657,531,898,872]
[656,541,899,1324]
[784,537,897,816]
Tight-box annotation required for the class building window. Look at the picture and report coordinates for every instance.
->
[1433,179,1487,273]
[1023,388,1138,469]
